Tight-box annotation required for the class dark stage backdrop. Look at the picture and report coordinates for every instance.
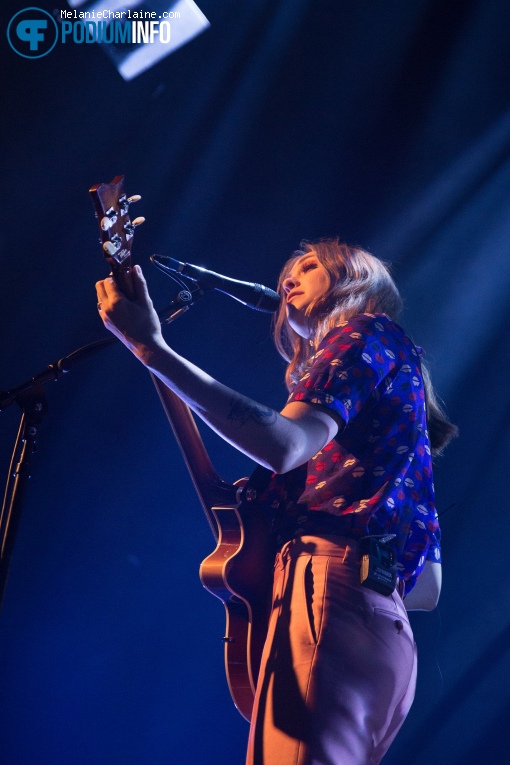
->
[1,1,509,763]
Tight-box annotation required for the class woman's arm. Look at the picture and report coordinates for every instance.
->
[404,561,442,611]
[96,267,340,474]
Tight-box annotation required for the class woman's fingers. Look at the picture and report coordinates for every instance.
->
[95,277,132,316]
[102,276,124,300]
[94,269,165,362]
[95,279,108,303]
[96,269,152,313]
[132,265,153,308]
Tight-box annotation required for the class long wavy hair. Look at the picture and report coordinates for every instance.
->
[274,238,457,454]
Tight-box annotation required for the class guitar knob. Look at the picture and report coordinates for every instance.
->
[132,216,145,226]
[127,194,141,204]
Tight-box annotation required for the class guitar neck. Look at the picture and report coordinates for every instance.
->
[90,176,236,541]
[150,374,237,542]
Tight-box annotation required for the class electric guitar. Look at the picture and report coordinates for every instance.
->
[89,176,275,721]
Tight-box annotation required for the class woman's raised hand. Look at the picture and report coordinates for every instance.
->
[95,265,166,364]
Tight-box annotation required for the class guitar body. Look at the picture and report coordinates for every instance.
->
[90,177,274,721]
[200,495,276,721]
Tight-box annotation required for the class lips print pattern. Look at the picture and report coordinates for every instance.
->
[255,313,440,595]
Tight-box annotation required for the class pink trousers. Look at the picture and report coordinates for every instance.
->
[246,536,417,765]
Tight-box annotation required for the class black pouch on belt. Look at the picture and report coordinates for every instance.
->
[360,537,397,596]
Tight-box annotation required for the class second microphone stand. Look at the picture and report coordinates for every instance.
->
[0,281,207,611]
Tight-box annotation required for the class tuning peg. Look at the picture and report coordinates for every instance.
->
[103,241,119,256]
[123,217,145,238]
[100,207,118,230]
[119,195,141,216]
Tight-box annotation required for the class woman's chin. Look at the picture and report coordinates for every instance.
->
[286,305,311,338]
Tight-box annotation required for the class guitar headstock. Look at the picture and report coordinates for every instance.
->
[89,174,144,301]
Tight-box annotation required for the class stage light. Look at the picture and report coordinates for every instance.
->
[67,0,209,80]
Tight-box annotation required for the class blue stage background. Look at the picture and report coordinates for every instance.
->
[1,1,510,762]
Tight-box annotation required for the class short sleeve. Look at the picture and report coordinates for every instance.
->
[426,530,442,563]
[287,314,403,423]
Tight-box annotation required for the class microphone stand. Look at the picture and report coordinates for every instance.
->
[0,284,205,610]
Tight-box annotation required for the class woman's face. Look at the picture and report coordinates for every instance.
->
[282,251,330,338]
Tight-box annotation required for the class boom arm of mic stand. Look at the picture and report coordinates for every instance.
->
[0,283,233,611]
[0,284,206,412]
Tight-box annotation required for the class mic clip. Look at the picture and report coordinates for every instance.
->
[153,264,206,325]
[150,253,281,314]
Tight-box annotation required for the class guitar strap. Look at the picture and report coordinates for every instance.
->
[240,465,291,555]
[240,464,275,505]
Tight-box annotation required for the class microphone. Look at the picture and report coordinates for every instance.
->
[150,255,281,313]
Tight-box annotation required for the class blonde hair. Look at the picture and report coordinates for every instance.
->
[274,238,457,454]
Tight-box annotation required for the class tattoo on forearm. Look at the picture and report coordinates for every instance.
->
[227,397,278,427]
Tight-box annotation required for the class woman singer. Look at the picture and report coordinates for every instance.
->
[96,238,457,765]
